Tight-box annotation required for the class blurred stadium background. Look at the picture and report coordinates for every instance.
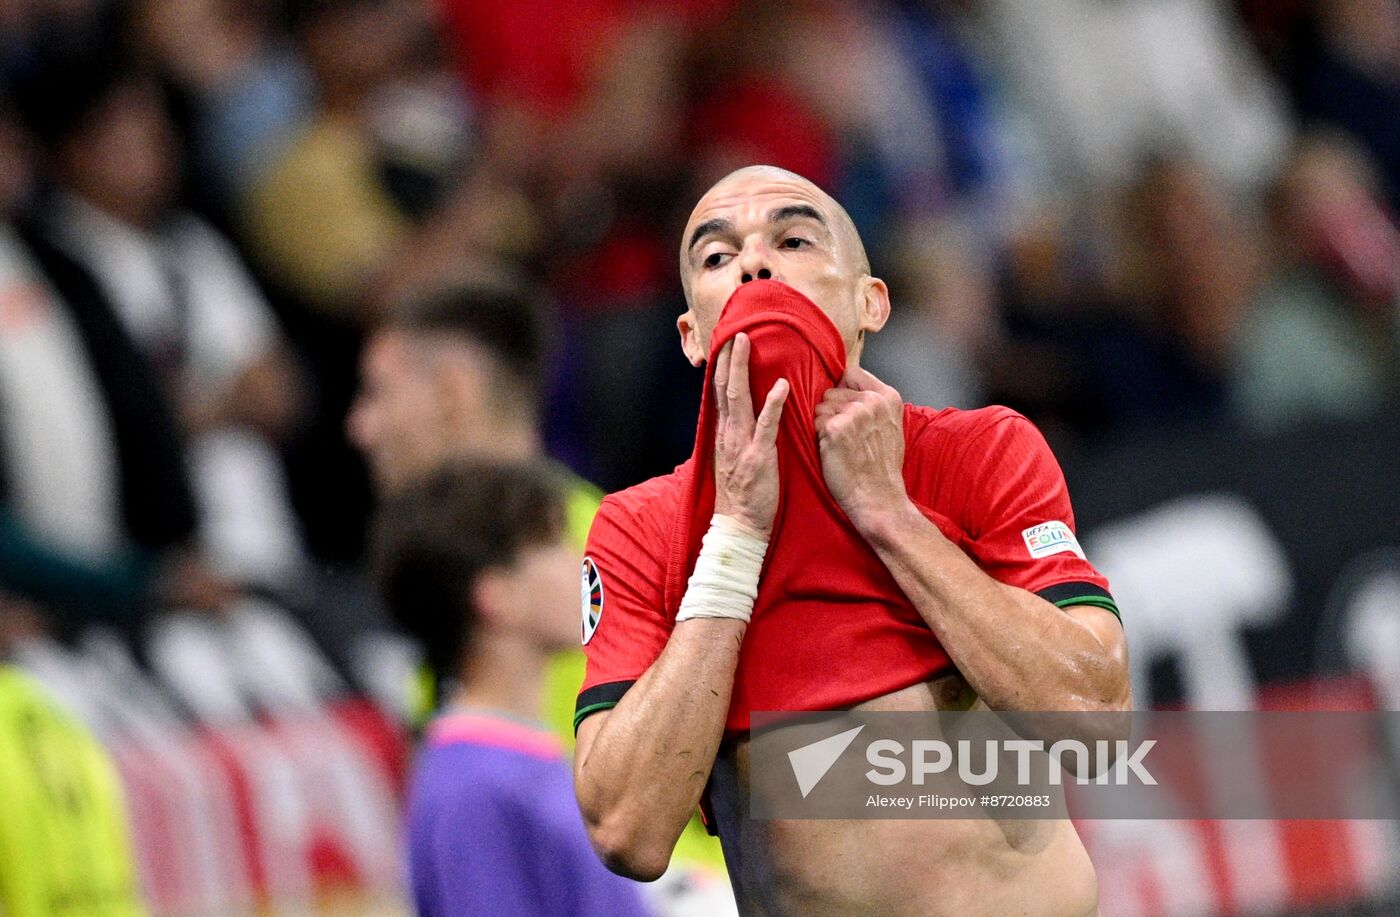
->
[0,0,1397,914]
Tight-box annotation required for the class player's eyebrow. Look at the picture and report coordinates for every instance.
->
[688,217,733,254]
[687,204,829,257]
[768,204,827,228]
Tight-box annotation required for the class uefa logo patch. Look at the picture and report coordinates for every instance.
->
[1021,521,1086,560]
[580,556,604,644]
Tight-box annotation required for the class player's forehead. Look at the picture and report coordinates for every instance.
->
[684,170,834,236]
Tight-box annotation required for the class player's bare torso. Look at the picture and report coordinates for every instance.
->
[706,672,1101,917]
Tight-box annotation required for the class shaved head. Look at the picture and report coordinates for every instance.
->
[680,165,870,302]
[675,163,890,365]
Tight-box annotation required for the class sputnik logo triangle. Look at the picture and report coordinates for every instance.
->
[787,725,865,798]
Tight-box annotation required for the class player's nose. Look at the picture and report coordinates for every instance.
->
[737,244,774,285]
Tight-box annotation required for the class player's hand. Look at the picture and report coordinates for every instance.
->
[815,365,909,531]
[712,333,789,537]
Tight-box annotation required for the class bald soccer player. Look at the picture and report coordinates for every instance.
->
[571,166,1131,917]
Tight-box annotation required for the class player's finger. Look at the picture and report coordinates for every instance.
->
[753,378,788,446]
[820,387,863,405]
[728,333,755,426]
[842,364,894,395]
[714,339,733,420]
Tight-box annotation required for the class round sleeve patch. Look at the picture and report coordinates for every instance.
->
[580,556,604,644]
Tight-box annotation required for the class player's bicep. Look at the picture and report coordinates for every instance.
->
[1064,604,1128,659]
[996,585,1125,705]
[575,497,671,732]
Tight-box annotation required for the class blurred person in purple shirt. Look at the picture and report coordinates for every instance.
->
[372,459,652,917]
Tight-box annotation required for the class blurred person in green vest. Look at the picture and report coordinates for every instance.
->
[347,280,727,879]
[0,594,146,917]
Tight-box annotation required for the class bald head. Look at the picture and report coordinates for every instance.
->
[674,164,891,367]
[680,165,870,302]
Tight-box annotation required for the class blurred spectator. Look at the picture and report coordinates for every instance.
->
[974,0,1290,195]
[1115,155,1265,428]
[862,215,996,409]
[241,0,501,320]
[982,200,1103,442]
[686,2,839,191]
[704,0,1012,238]
[1234,133,1400,430]
[373,460,653,917]
[240,0,418,318]
[0,612,147,917]
[989,155,1262,442]
[1291,0,1400,211]
[11,43,308,590]
[0,89,238,626]
[437,0,700,188]
[130,0,313,207]
[348,280,562,495]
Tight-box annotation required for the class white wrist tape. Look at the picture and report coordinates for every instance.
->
[675,514,770,623]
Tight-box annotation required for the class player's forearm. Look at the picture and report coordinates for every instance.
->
[859,500,1129,714]
[574,618,743,881]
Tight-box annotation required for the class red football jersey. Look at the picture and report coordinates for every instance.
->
[574,403,1118,733]
[578,280,1115,735]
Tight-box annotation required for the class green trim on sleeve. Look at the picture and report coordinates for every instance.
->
[574,679,635,733]
[573,700,621,732]
[1051,594,1121,621]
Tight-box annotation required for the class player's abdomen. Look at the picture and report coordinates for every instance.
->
[709,674,1099,917]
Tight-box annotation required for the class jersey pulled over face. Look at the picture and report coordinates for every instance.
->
[678,166,883,365]
[576,280,1119,734]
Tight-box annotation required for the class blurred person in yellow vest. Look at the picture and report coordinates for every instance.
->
[0,594,145,917]
[347,281,728,882]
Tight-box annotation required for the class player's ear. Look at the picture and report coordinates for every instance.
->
[677,309,705,367]
[858,276,891,337]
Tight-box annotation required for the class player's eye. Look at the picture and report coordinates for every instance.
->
[703,251,730,268]
[781,237,809,249]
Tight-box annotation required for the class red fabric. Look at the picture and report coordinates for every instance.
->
[579,283,1113,731]
[662,280,962,730]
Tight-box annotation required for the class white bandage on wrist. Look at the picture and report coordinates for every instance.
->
[675,514,770,624]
